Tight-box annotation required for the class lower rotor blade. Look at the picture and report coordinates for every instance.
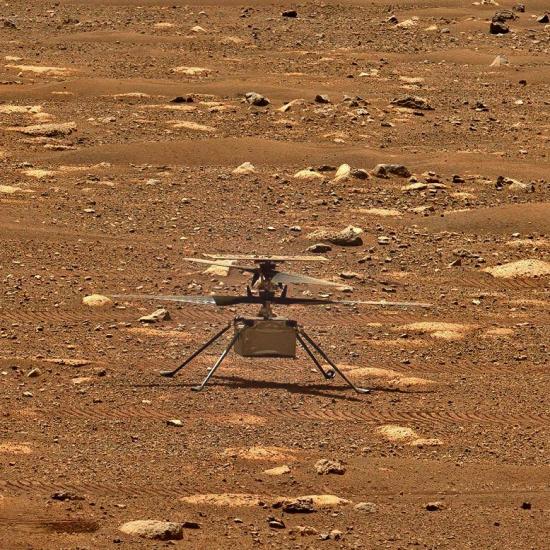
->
[110,294,258,306]
[272,271,351,288]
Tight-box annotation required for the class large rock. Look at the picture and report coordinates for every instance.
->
[372,163,411,178]
[13,122,76,137]
[119,520,183,540]
[390,95,433,110]
[139,308,170,323]
[314,458,346,475]
[294,168,325,180]
[307,225,363,246]
[484,259,550,279]
[245,92,269,106]
[82,294,112,307]
[232,162,256,175]
[489,21,509,34]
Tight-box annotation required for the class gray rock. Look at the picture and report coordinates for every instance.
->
[245,92,270,106]
[537,14,549,23]
[354,501,378,513]
[513,4,525,13]
[274,497,315,514]
[307,225,363,246]
[373,163,411,178]
[15,122,77,137]
[119,520,183,540]
[139,308,170,323]
[314,458,346,475]
[307,243,332,253]
[282,10,298,18]
[314,94,330,104]
[166,419,183,427]
[27,368,41,378]
[425,501,445,511]
[492,10,517,22]
[391,95,433,110]
[490,21,509,34]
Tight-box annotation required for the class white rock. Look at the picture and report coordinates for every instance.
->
[333,163,351,182]
[82,294,112,307]
[294,169,325,180]
[119,520,183,540]
[232,162,256,175]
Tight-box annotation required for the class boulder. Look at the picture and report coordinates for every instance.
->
[372,163,411,178]
[390,95,433,110]
[139,308,171,323]
[245,92,269,106]
[307,225,363,246]
[82,294,112,307]
[314,458,346,475]
[119,520,183,540]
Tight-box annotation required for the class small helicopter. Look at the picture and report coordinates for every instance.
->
[112,255,431,394]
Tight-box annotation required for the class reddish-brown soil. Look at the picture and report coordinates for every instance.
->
[1,0,549,548]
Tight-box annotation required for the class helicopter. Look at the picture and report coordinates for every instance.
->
[112,255,431,394]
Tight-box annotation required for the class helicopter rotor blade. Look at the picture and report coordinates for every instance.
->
[110,294,260,306]
[182,257,258,273]
[271,296,432,308]
[271,271,351,288]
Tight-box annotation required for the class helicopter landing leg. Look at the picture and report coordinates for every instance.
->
[191,330,240,392]
[296,333,335,380]
[160,322,232,378]
[299,329,370,394]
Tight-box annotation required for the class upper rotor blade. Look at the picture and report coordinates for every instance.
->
[110,294,258,306]
[182,257,258,273]
[272,271,351,288]
[272,297,432,308]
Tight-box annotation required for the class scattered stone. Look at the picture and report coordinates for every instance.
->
[232,162,256,175]
[119,520,183,541]
[166,419,183,427]
[513,4,525,12]
[27,368,41,378]
[329,530,343,540]
[314,94,330,104]
[314,458,346,475]
[139,308,171,323]
[306,243,332,253]
[425,501,445,511]
[263,465,291,476]
[245,92,270,107]
[274,497,315,514]
[282,10,298,18]
[391,95,433,110]
[82,294,112,307]
[373,163,411,178]
[340,271,360,280]
[354,502,377,513]
[377,236,391,245]
[307,225,363,246]
[11,122,76,137]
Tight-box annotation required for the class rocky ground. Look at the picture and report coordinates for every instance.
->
[1,0,549,548]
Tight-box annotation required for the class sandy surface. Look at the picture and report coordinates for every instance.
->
[1,0,549,548]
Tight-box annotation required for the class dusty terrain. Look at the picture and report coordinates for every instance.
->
[1,0,549,548]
